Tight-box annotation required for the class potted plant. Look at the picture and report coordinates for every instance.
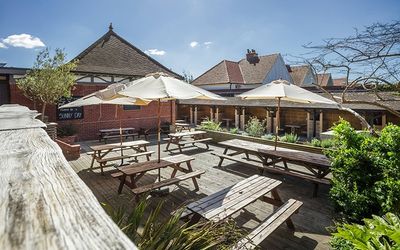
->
[57,123,78,144]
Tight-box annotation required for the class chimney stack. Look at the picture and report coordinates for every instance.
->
[246,49,260,65]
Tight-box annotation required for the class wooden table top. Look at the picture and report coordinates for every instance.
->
[119,154,195,176]
[258,148,331,168]
[99,127,134,133]
[90,140,149,151]
[175,122,191,127]
[169,130,206,137]
[218,139,292,154]
[186,175,281,222]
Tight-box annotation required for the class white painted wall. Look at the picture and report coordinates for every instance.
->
[262,54,293,84]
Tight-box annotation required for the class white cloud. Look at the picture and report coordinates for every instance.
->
[204,41,212,48]
[144,49,166,56]
[2,34,45,49]
[190,41,198,48]
[0,42,6,49]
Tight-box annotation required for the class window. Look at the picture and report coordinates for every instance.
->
[123,105,141,111]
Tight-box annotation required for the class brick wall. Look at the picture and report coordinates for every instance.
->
[10,79,175,141]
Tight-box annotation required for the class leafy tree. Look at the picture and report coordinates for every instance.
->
[327,120,400,223]
[17,48,77,120]
[182,70,194,83]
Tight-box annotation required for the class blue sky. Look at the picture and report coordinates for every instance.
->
[0,0,399,77]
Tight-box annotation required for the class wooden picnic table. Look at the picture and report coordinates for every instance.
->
[222,118,233,129]
[175,122,192,132]
[213,139,331,196]
[285,124,301,134]
[165,130,212,152]
[89,140,152,174]
[98,127,136,143]
[112,154,205,200]
[184,175,303,249]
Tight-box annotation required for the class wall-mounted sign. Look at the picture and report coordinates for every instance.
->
[57,96,84,120]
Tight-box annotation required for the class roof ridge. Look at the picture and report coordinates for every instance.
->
[71,29,181,78]
[192,60,227,84]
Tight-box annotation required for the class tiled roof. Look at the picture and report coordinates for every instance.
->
[225,61,244,84]
[192,61,230,86]
[192,53,279,86]
[289,65,311,86]
[238,54,279,84]
[178,91,400,111]
[72,29,181,78]
[332,78,347,87]
[317,73,333,86]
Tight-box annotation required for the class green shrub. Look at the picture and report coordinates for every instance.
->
[327,120,400,223]
[57,123,77,136]
[261,133,274,140]
[103,199,246,249]
[229,127,239,134]
[279,133,299,143]
[199,118,221,131]
[331,213,400,250]
[245,116,266,137]
[321,139,335,148]
[310,138,321,147]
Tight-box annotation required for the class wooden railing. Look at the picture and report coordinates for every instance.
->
[0,104,137,249]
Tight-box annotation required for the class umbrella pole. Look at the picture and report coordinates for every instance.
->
[274,97,281,150]
[157,99,161,182]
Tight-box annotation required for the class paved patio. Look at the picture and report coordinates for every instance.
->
[68,136,333,249]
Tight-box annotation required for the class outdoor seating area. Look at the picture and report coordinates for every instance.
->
[69,137,333,249]
[2,7,399,248]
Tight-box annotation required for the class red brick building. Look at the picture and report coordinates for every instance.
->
[1,25,181,140]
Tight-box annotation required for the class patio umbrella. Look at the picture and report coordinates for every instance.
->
[59,83,150,145]
[118,72,225,164]
[237,79,337,149]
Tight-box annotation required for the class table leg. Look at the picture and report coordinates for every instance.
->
[271,189,295,230]
[143,145,151,161]
[118,175,126,194]
[90,153,96,169]
[186,161,199,191]
[166,137,171,150]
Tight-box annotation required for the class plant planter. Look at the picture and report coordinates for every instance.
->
[58,135,77,145]
[55,139,80,161]
[198,129,323,154]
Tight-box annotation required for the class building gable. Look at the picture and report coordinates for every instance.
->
[263,54,292,84]
[72,26,181,78]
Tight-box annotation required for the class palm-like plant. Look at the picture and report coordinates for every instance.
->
[103,199,246,249]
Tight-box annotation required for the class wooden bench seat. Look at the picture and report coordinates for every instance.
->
[211,152,264,170]
[178,138,212,145]
[131,170,205,195]
[87,147,131,155]
[262,165,331,185]
[97,151,154,174]
[97,151,154,163]
[111,154,195,179]
[102,133,138,143]
[232,199,303,250]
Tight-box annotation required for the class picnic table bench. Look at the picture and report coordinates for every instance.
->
[164,130,212,152]
[175,122,193,132]
[89,140,152,174]
[111,154,205,200]
[98,127,137,143]
[183,175,302,249]
[213,139,331,196]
